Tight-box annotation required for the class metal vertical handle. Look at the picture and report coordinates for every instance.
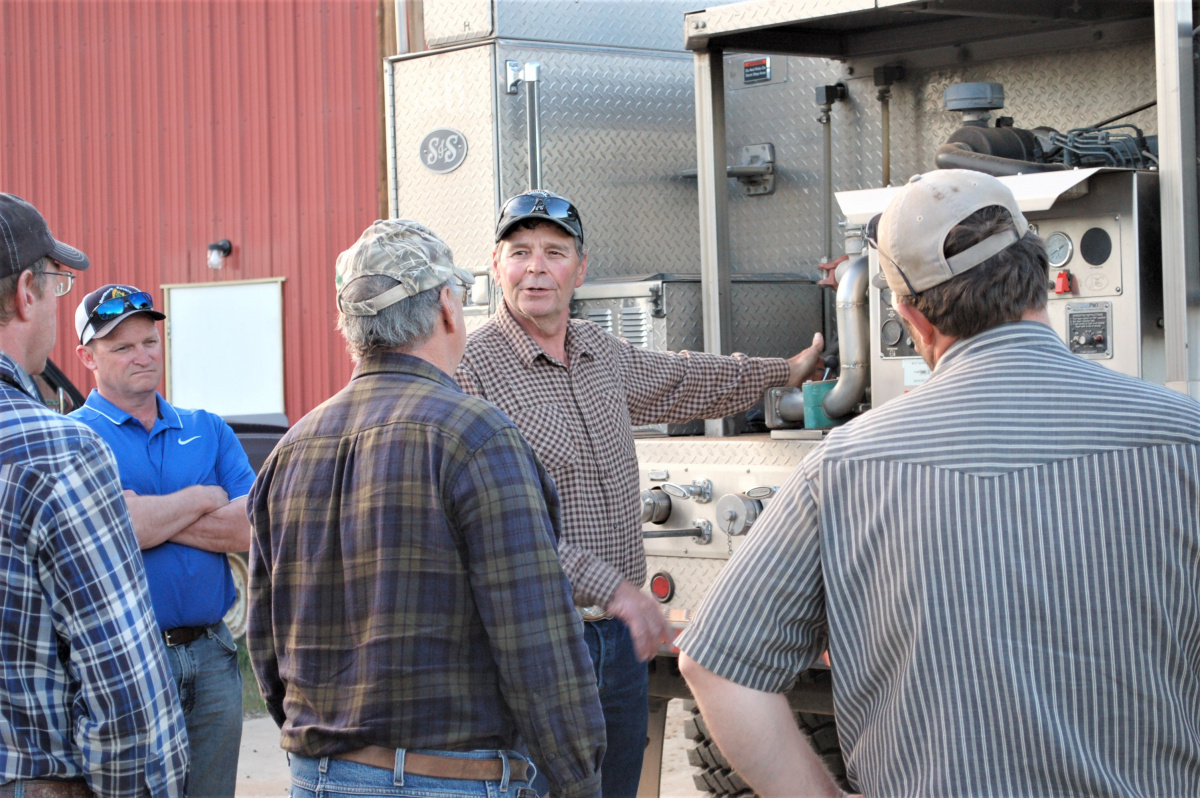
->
[525,63,541,190]
[506,61,543,191]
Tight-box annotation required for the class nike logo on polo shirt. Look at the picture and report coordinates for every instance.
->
[178,436,202,445]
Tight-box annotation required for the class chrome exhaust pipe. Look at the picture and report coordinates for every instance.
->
[823,254,869,419]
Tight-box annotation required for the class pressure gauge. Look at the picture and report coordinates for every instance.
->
[1046,232,1073,268]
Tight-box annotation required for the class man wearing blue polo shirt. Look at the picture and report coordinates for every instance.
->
[70,283,254,797]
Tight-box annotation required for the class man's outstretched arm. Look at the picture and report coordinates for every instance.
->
[680,653,852,798]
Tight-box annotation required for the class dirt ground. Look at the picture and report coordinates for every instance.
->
[235,699,706,797]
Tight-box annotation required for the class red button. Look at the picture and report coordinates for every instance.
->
[1055,270,1072,294]
[650,572,674,602]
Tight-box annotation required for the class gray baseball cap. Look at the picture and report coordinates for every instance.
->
[336,219,474,316]
[869,169,1029,296]
[0,193,90,278]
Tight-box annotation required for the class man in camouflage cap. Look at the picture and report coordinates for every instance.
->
[247,219,606,798]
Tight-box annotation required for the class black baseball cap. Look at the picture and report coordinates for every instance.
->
[0,193,89,278]
[75,284,166,345]
[495,190,584,244]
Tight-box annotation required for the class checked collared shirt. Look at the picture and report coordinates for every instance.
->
[247,352,604,798]
[680,322,1200,795]
[0,352,188,797]
[456,301,791,606]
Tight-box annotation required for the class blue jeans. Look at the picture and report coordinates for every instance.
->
[289,751,539,798]
[584,617,650,798]
[164,621,243,797]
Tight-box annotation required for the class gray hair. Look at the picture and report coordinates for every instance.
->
[336,274,462,361]
[0,256,50,326]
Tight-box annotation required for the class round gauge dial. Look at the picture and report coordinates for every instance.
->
[1045,232,1073,268]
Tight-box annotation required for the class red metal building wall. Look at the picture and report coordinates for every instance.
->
[0,0,382,423]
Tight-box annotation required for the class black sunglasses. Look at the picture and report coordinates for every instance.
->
[497,193,584,242]
[864,213,921,296]
[865,213,882,249]
[89,291,155,326]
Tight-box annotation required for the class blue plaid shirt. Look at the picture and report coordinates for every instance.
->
[0,352,188,797]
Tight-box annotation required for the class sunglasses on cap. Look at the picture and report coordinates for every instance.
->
[88,292,156,326]
[864,212,921,296]
[496,192,583,242]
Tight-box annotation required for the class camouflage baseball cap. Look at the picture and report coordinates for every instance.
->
[335,219,475,316]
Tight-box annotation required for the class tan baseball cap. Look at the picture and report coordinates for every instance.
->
[869,169,1029,296]
[336,219,475,316]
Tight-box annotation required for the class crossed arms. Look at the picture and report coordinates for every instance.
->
[123,487,251,552]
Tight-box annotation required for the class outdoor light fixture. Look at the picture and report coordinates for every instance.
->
[207,239,232,269]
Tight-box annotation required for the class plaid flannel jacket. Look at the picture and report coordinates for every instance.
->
[456,302,791,605]
[247,353,604,798]
[0,352,188,797]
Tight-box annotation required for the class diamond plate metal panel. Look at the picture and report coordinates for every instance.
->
[494,0,739,52]
[687,0,874,43]
[645,555,727,614]
[423,0,494,47]
[719,39,1157,276]
[635,435,819,468]
[637,437,818,563]
[389,45,498,276]
[424,0,744,52]
[900,40,1158,180]
[495,42,701,279]
[722,54,860,275]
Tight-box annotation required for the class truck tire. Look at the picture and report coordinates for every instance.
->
[683,701,849,795]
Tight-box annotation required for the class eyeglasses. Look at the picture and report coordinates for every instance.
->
[450,276,475,307]
[88,291,155,326]
[496,192,584,242]
[44,270,75,297]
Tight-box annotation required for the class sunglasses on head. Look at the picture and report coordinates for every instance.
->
[89,292,155,326]
[497,193,583,238]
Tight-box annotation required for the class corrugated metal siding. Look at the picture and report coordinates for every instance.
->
[0,0,382,423]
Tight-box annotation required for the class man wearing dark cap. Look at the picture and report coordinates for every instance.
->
[678,170,1200,796]
[454,189,826,796]
[71,283,254,797]
[0,195,188,796]
[247,219,605,798]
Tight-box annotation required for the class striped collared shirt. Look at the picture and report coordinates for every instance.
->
[679,322,1200,796]
[456,301,791,605]
[247,353,604,798]
[0,352,188,797]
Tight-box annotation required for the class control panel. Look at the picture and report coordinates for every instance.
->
[877,287,918,359]
[1065,301,1113,359]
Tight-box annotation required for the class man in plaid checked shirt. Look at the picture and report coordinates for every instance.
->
[248,219,605,798]
[0,194,188,797]
[456,190,824,797]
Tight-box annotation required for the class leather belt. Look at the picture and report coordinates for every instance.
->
[333,746,529,782]
[162,625,208,647]
[577,605,613,622]
[0,780,93,798]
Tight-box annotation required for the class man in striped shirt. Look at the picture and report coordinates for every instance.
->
[679,170,1200,796]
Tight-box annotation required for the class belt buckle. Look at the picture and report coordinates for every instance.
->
[577,605,611,622]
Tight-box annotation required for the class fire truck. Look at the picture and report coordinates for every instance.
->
[384,1,1200,793]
